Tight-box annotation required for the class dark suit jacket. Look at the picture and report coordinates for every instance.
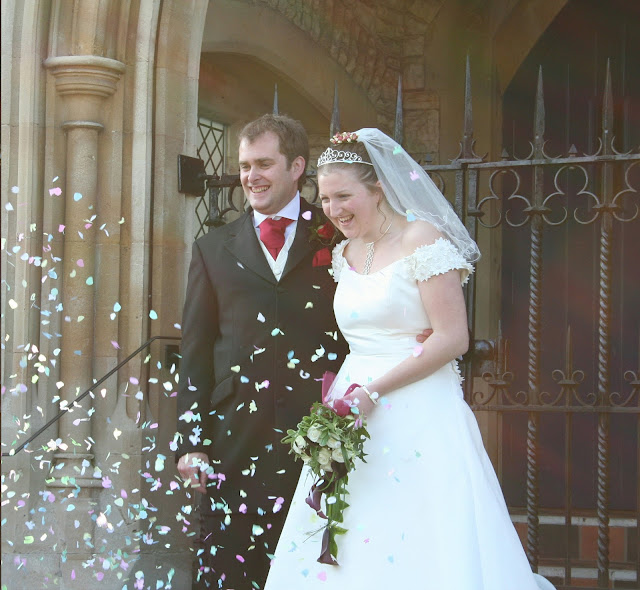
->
[176,199,347,513]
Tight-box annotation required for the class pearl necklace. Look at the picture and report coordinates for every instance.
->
[362,220,394,275]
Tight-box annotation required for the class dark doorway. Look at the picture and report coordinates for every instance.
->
[500,0,640,511]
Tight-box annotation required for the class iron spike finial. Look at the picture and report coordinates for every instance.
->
[602,58,613,154]
[462,55,473,150]
[273,83,279,115]
[533,65,545,155]
[330,81,340,138]
[394,75,403,145]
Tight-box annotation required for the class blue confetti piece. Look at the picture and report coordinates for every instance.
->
[73,193,82,202]
[328,353,337,360]
[406,210,416,222]
[240,376,249,384]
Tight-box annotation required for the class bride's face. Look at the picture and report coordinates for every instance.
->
[319,168,383,242]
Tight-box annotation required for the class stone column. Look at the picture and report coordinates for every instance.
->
[43,56,124,491]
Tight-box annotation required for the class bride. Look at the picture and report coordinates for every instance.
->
[264,129,554,590]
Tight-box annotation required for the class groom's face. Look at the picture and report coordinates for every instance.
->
[239,131,305,215]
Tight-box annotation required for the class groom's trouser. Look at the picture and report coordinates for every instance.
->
[192,496,286,590]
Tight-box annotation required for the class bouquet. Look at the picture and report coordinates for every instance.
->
[281,372,370,565]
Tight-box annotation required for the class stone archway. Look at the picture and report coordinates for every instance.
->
[494,0,569,93]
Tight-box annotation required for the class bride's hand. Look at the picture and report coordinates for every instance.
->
[342,386,377,417]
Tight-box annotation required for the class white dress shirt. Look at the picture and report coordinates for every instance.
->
[253,193,300,281]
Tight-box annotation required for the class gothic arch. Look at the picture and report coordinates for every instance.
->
[200,1,378,131]
[494,0,569,93]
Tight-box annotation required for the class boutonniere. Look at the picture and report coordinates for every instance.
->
[307,209,338,248]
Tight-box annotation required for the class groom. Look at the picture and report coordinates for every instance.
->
[176,114,347,589]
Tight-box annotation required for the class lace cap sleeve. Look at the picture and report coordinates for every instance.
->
[331,239,350,282]
[404,237,474,285]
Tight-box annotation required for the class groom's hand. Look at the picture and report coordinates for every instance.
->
[416,328,433,343]
[177,452,209,493]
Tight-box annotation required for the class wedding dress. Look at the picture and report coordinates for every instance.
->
[264,238,554,590]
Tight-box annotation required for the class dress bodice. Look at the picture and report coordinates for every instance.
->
[332,238,472,359]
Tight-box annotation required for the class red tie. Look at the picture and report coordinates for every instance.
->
[259,217,292,260]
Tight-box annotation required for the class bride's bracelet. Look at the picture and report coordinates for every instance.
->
[361,385,379,405]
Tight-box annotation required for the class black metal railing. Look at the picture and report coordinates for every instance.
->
[1,336,181,457]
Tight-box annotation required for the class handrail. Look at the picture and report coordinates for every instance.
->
[1,335,181,457]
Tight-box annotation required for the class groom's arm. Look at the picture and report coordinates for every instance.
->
[176,240,220,463]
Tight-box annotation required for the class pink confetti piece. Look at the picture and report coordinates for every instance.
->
[77,259,84,267]
[239,503,247,514]
[236,554,245,563]
[317,571,327,581]
[111,341,120,349]
[412,345,423,357]
[49,187,62,196]
[129,376,139,385]
[302,210,312,220]
[410,170,419,181]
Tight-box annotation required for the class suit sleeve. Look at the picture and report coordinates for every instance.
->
[175,240,219,459]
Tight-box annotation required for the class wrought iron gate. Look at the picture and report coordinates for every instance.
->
[431,59,639,589]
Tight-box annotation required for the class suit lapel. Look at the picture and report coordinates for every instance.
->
[224,213,278,284]
[281,200,316,280]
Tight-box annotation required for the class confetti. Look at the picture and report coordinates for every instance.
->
[412,345,423,357]
[73,192,82,201]
[406,210,417,222]
[11,186,19,193]
[149,310,158,320]
[302,210,313,220]
[49,187,62,196]
[257,312,266,322]
[409,170,419,181]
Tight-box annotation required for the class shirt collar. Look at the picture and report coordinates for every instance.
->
[253,192,301,227]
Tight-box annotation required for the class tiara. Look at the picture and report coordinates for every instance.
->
[317,147,374,167]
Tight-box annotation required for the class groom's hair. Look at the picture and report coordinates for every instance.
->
[239,114,309,190]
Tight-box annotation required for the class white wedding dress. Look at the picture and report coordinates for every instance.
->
[265,238,554,590]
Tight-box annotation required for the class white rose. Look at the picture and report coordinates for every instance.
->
[317,447,332,468]
[293,435,307,453]
[331,447,345,463]
[306,424,323,443]
[326,437,341,449]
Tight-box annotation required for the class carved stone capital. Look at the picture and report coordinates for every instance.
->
[44,55,125,98]
[44,55,125,124]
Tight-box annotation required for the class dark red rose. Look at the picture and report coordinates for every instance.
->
[312,248,332,267]
[316,222,335,241]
